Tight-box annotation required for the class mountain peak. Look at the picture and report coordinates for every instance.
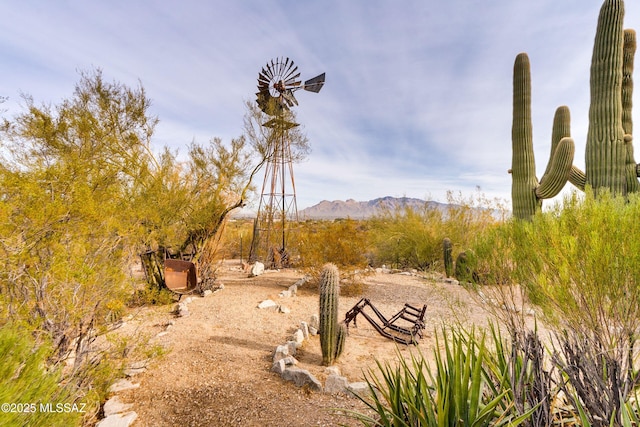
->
[299,196,445,219]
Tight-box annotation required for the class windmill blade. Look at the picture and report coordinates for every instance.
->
[281,90,298,108]
[303,73,325,93]
[284,75,302,90]
[283,64,299,82]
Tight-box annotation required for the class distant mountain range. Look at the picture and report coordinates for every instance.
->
[298,196,449,219]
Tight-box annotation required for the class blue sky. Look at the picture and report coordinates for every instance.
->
[1,1,638,210]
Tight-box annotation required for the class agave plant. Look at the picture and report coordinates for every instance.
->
[346,327,534,426]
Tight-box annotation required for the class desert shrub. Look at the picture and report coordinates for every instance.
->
[471,189,640,424]
[368,204,445,270]
[296,219,370,270]
[0,323,83,427]
[368,191,505,272]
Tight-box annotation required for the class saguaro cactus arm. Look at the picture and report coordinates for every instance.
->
[536,137,576,199]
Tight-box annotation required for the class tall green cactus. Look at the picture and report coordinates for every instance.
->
[511,54,576,220]
[511,0,637,218]
[586,0,628,194]
[443,237,453,278]
[319,263,346,366]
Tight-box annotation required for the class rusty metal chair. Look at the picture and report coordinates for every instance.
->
[344,298,427,345]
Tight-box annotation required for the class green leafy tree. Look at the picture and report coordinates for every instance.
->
[0,69,271,416]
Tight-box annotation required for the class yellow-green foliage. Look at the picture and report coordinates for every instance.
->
[368,192,504,271]
[0,69,263,412]
[512,190,640,339]
[296,219,369,270]
[0,324,83,427]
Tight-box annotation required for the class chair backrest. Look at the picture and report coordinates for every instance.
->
[164,259,197,293]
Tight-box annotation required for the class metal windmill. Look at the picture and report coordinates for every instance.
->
[249,57,325,267]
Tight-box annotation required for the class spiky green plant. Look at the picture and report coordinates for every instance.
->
[318,263,346,366]
[346,327,534,426]
[443,237,453,277]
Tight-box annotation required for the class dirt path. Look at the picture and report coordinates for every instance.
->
[113,261,520,426]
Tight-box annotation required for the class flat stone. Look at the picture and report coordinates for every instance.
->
[279,305,291,314]
[96,411,138,427]
[103,396,133,417]
[202,290,213,297]
[257,299,278,310]
[109,379,140,393]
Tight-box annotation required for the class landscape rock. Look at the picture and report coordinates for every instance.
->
[300,321,309,339]
[324,374,349,394]
[287,284,298,296]
[124,361,148,377]
[279,305,291,314]
[96,411,138,427]
[103,395,133,417]
[286,340,299,353]
[281,367,323,391]
[250,262,265,277]
[271,356,298,374]
[273,345,289,362]
[109,379,140,393]
[293,276,310,288]
[324,366,341,376]
[292,329,304,345]
[257,299,278,310]
[309,314,319,330]
[308,326,318,336]
[202,289,213,297]
[347,382,370,398]
[173,302,189,317]
[278,290,292,298]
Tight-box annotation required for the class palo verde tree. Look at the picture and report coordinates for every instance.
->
[0,69,270,379]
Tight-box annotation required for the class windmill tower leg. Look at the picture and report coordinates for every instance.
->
[249,120,299,268]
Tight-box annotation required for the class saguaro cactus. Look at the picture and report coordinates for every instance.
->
[319,263,346,366]
[586,0,629,194]
[511,54,576,220]
[443,238,453,278]
[511,0,637,218]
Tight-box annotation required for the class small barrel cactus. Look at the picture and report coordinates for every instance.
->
[319,263,346,366]
[443,238,453,278]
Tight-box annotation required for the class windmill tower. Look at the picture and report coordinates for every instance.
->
[249,57,325,267]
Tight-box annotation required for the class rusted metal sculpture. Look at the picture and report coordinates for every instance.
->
[344,298,427,345]
[249,57,325,267]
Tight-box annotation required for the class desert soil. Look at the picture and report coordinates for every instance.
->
[113,260,531,426]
